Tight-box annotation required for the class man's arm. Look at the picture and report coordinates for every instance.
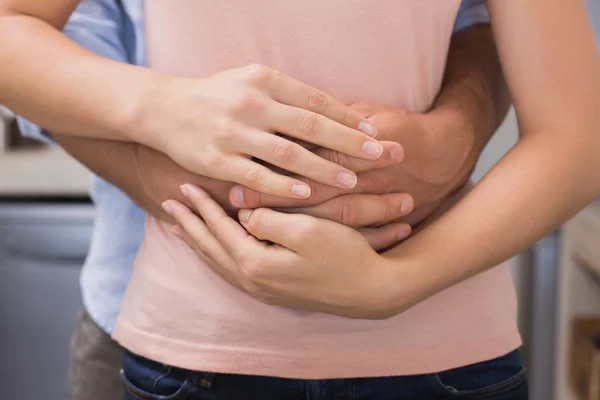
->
[32,0,403,227]
[426,22,510,195]
[230,23,510,229]
[2,1,388,200]
[55,25,508,230]
[50,2,509,230]
[54,134,235,222]
[13,0,234,222]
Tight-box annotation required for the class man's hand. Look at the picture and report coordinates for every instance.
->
[230,25,510,229]
[133,143,237,220]
[53,133,413,241]
[229,101,470,227]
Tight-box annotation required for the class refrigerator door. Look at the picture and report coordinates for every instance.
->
[0,203,94,400]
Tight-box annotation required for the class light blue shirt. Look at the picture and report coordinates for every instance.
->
[18,0,490,334]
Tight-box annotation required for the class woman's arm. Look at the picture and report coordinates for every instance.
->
[0,1,388,199]
[382,0,600,308]
[0,1,163,142]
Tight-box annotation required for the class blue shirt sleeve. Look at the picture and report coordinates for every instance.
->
[16,0,134,144]
[454,0,490,34]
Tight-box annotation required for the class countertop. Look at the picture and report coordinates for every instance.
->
[0,106,91,196]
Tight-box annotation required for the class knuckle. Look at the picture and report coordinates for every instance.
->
[358,171,380,191]
[379,172,392,189]
[229,91,265,114]
[297,111,319,136]
[214,121,234,142]
[205,214,228,234]
[272,141,297,164]
[306,179,319,201]
[307,90,328,111]
[197,150,222,170]
[246,284,275,305]
[246,209,267,234]
[243,64,271,84]
[326,150,347,168]
[339,201,356,226]
[239,257,266,283]
[296,218,318,240]
[381,198,397,220]
[341,107,354,127]
[244,166,263,184]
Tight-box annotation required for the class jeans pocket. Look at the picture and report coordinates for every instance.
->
[429,350,528,398]
[120,351,195,400]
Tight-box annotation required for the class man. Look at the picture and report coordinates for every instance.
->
[16,0,509,399]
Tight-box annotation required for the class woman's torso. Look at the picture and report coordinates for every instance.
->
[113,0,521,378]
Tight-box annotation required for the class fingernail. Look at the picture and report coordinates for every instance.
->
[362,142,383,158]
[162,201,174,215]
[291,184,311,198]
[239,209,253,223]
[230,186,245,206]
[397,227,411,241]
[171,225,184,239]
[390,146,403,163]
[358,121,377,137]
[401,199,413,214]
[180,184,191,197]
[336,171,357,188]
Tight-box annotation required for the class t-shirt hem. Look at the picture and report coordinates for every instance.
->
[112,319,522,379]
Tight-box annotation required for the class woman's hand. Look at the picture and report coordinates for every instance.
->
[162,184,410,319]
[138,64,403,200]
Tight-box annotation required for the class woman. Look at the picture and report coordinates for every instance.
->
[1,0,599,399]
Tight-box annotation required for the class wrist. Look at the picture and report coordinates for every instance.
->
[132,143,178,222]
[424,105,478,192]
[365,254,427,319]
[122,71,180,150]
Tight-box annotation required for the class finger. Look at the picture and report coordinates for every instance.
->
[359,222,412,251]
[268,102,384,161]
[221,156,314,200]
[263,70,377,136]
[170,225,231,275]
[238,207,320,253]
[240,131,359,189]
[348,101,376,118]
[162,201,243,283]
[285,193,414,228]
[313,141,404,173]
[178,184,254,259]
[172,224,250,292]
[229,181,343,209]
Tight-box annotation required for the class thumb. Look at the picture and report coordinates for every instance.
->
[359,222,412,251]
[315,141,403,173]
[238,207,320,252]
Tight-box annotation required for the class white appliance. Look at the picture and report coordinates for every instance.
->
[0,202,94,400]
[0,108,95,399]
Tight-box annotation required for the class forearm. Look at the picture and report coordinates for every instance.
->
[0,13,165,144]
[53,133,238,221]
[427,25,509,190]
[384,128,600,304]
[52,134,172,221]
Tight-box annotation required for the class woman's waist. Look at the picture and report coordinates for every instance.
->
[125,231,517,350]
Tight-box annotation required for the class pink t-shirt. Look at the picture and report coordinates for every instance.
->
[113,0,521,379]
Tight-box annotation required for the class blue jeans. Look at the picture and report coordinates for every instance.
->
[121,350,528,399]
